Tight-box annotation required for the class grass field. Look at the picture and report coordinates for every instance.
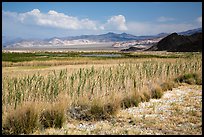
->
[2,51,202,135]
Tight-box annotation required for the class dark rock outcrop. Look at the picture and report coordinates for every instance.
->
[146,32,202,52]
[121,46,146,52]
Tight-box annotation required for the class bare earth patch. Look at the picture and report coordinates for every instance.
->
[33,85,202,135]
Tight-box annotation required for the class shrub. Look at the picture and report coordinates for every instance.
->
[69,100,109,121]
[151,86,163,99]
[121,96,132,108]
[2,103,38,135]
[104,103,115,115]
[69,94,121,121]
[160,82,175,91]
[87,97,119,120]
[104,101,120,116]
[139,86,151,102]
[89,103,106,120]
[141,91,151,102]
[194,73,202,85]
[104,92,122,116]
[174,73,202,85]
[121,92,142,109]
[39,104,65,129]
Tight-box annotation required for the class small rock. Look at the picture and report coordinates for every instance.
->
[128,120,135,125]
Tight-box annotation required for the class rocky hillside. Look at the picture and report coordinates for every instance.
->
[146,32,202,52]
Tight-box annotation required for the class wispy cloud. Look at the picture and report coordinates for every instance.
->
[126,21,196,35]
[157,16,175,22]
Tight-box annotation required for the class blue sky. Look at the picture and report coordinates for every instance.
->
[2,2,202,39]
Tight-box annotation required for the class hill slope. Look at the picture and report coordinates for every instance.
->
[146,32,202,52]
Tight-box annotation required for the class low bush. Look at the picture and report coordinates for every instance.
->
[2,103,38,135]
[160,81,175,91]
[141,91,151,102]
[69,94,121,121]
[193,73,202,85]
[151,86,163,99]
[139,86,151,102]
[174,73,202,85]
[89,102,106,120]
[39,104,65,129]
[121,96,132,108]
[121,92,142,109]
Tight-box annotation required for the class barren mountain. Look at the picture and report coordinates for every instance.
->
[146,32,202,52]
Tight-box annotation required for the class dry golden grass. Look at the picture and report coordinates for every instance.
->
[2,102,39,135]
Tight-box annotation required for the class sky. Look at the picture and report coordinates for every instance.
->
[2,2,202,39]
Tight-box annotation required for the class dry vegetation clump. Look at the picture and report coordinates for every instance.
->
[2,102,39,135]
[139,87,151,102]
[160,81,176,91]
[150,85,164,99]
[2,96,69,134]
[174,73,202,85]
[120,87,152,109]
[69,98,108,121]
[121,92,142,108]
[89,99,108,120]
[38,94,71,129]
[69,93,122,121]
[39,104,65,129]
[104,93,123,115]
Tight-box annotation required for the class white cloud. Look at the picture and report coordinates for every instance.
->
[102,15,128,31]
[2,9,201,38]
[3,9,128,32]
[197,16,202,24]
[157,16,175,22]
[3,9,98,30]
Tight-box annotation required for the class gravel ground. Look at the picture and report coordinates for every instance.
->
[33,84,202,135]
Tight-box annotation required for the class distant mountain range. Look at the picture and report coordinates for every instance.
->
[60,32,169,42]
[178,27,202,36]
[2,36,23,47]
[2,27,202,48]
